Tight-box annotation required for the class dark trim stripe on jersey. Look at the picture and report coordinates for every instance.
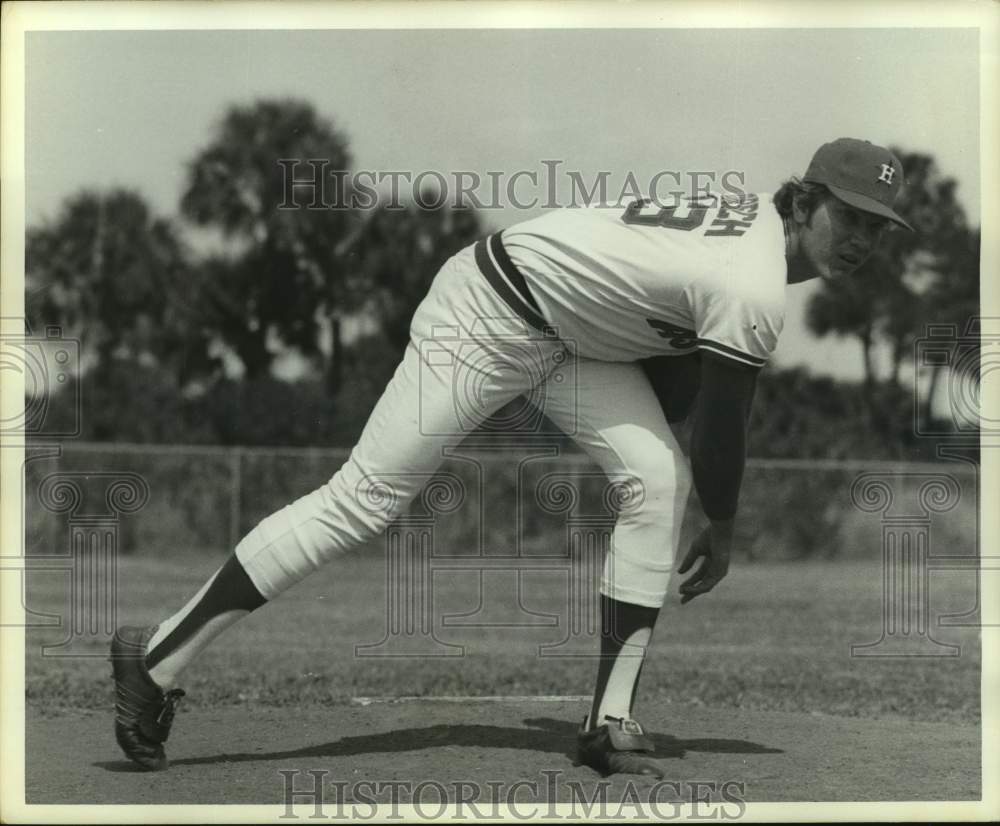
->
[650,319,768,368]
[490,233,543,314]
[474,233,550,332]
[697,338,767,369]
[475,232,766,366]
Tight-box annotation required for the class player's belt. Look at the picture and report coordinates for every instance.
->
[474,233,550,332]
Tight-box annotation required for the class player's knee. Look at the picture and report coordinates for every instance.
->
[320,460,414,541]
[620,447,691,528]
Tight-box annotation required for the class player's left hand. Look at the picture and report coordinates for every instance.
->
[677,524,732,604]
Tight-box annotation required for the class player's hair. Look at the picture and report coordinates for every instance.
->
[772,178,829,219]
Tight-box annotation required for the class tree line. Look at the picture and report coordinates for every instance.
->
[27,99,980,459]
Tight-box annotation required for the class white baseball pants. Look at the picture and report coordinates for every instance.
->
[235,241,691,608]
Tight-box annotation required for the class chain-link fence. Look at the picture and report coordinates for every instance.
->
[23,442,978,561]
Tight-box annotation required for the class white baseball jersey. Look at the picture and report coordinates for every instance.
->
[234,195,786,608]
[502,194,787,367]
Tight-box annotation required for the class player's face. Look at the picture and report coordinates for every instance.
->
[795,196,889,280]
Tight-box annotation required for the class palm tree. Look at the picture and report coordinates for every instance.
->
[345,201,483,355]
[920,225,980,428]
[180,99,356,382]
[26,189,203,383]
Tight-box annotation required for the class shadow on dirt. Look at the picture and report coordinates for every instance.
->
[524,716,784,760]
[94,715,781,771]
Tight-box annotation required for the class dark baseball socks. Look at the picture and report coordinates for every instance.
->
[141,557,660,714]
[144,553,266,689]
[586,594,660,730]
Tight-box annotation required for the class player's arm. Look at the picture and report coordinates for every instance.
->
[639,353,702,424]
[677,352,759,603]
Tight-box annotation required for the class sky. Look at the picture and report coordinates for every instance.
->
[23,25,981,381]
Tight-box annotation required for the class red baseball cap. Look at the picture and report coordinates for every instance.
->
[803,138,914,231]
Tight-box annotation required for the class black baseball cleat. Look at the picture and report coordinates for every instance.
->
[110,625,185,771]
[576,715,665,778]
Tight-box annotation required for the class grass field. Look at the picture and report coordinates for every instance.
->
[26,550,981,725]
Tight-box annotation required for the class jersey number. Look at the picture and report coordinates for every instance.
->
[621,199,707,231]
[623,195,761,237]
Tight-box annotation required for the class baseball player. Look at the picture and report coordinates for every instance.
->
[111,138,911,776]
